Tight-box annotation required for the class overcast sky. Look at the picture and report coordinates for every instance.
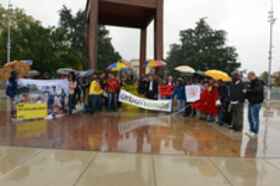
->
[1,0,280,74]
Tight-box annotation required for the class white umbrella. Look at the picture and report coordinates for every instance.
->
[27,70,40,77]
[57,68,77,75]
[175,65,195,74]
[78,69,94,77]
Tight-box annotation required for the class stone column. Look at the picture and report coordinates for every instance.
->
[140,28,147,76]
[88,0,99,69]
[154,0,164,60]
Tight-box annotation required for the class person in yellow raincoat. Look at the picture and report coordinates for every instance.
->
[89,77,103,113]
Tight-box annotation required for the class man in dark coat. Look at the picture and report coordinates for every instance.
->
[246,71,264,136]
[145,75,158,100]
[229,71,246,132]
[217,81,231,126]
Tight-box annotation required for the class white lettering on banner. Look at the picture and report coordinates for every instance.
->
[119,89,172,112]
[185,85,201,103]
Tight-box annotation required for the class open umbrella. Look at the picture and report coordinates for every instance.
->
[145,59,166,68]
[107,60,129,72]
[0,60,31,80]
[205,70,231,81]
[57,68,77,75]
[78,69,94,78]
[175,65,195,74]
[27,70,40,78]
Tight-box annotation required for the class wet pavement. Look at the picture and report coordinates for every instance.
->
[1,97,280,186]
[0,101,279,158]
[0,146,280,186]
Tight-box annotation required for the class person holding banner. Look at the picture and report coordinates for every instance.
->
[192,80,209,120]
[68,72,77,114]
[145,75,158,100]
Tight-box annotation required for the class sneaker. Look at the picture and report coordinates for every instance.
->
[245,132,257,138]
[251,132,258,138]
[245,132,252,137]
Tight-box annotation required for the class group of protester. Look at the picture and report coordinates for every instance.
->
[67,71,125,114]
[6,69,265,137]
[137,71,265,136]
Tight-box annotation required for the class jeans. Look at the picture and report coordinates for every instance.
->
[90,95,102,113]
[108,93,118,111]
[248,103,262,134]
[218,110,225,125]
[176,100,185,112]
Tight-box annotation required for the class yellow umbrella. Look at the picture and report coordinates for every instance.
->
[107,60,129,72]
[145,59,166,68]
[205,70,231,81]
[0,60,31,80]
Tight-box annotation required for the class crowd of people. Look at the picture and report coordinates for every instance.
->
[138,71,264,136]
[5,69,265,137]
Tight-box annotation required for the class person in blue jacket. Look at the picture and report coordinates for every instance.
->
[172,78,186,112]
[6,71,18,116]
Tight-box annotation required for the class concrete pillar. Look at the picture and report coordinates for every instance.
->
[88,0,99,69]
[154,0,164,60]
[140,28,147,76]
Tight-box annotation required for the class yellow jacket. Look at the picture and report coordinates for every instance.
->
[89,80,103,95]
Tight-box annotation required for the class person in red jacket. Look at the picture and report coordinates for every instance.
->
[192,79,219,122]
[192,81,208,119]
[106,73,120,111]
[204,80,219,122]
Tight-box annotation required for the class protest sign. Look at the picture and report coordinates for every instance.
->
[119,89,172,112]
[16,103,47,120]
[185,85,201,102]
[15,79,69,120]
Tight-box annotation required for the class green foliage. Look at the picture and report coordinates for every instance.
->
[273,71,280,87]
[0,5,121,76]
[259,71,269,84]
[167,18,240,76]
[58,6,121,71]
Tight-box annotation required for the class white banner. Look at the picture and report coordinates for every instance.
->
[185,85,201,102]
[119,89,172,112]
[18,79,69,95]
[16,79,70,120]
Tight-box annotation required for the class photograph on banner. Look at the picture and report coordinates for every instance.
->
[14,79,69,120]
[185,85,201,103]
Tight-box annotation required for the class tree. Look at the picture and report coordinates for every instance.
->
[0,5,62,73]
[166,18,240,76]
[273,71,280,87]
[0,5,121,75]
[58,6,121,71]
[259,71,269,84]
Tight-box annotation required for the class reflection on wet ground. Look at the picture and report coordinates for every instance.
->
[0,101,280,158]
